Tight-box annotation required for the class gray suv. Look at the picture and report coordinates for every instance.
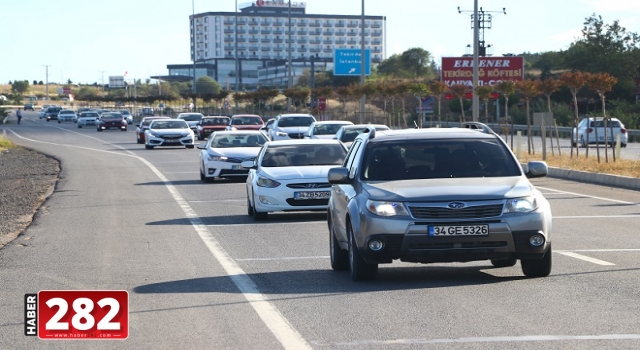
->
[327,126,553,281]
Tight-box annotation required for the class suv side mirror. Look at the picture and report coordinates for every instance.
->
[525,161,548,178]
[328,167,350,184]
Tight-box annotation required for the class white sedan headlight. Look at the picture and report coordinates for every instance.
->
[366,200,409,217]
[504,196,538,213]
[207,155,227,162]
[257,176,281,188]
[148,131,160,137]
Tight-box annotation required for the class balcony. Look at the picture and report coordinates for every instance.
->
[273,39,283,43]
[273,29,284,35]
[249,29,259,34]
[309,22,321,27]
[224,29,234,34]
[347,32,358,36]
[372,31,382,37]
[323,48,333,53]
[237,38,247,43]
[224,37,234,42]
[225,54,235,59]
[323,39,334,44]
[274,21,285,26]
[372,48,382,53]
[323,22,333,27]
[372,39,382,45]
[261,38,271,43]
[249,21,259,26]
[297,30,308,35]
[309,39,321,44]
[372,23,381,28]
[224,19,234,25]
[297,38,308,43]
[347,22,359,27]
[237,19,247,25]
[273,47,284,52]
[310,48,322,53]
[309,31,322,36]
[237,29,246,34]
[261,29,271,34]
[336,22,345,27]
[249,38,259,43]
[261,21,271,26]
[224,45,234,51]
[249,46,259,51]
[323,31,334,35]
[262,47,272,51]
[347,40,358,45]
[335,39,346,44]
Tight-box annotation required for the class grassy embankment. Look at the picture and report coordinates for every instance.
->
[518,152,640,178]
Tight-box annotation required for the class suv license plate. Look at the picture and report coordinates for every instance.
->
[428,225,489,236]
[294,191,330,200]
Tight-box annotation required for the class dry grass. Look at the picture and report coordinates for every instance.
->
[0,131,15,151]
[517,152,640,178]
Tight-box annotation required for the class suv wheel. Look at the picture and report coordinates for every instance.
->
[491,257,517,268]
[521,244,552,278]
[348,222,378,281]
[329,219,348,271]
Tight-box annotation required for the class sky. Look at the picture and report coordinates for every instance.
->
[3,0,640,85]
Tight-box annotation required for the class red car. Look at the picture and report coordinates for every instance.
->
[136,116,171,144]
[227,114,264,131]
[196,116,230,140]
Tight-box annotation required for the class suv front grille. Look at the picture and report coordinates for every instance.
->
[409,204,503,219]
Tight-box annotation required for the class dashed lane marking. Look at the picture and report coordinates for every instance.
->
[556,251,616,266]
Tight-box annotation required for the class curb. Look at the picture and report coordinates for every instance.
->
[547,167,640,192]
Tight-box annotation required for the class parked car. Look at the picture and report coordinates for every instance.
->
[326,126,553,281]
[119,110,133,124]
[23,103,35,111]
[77,111,101,128]
[144,119,195,149]
[177,113,204,133]
[97,112,127,131]
[268,114,317,141]
[226,114,265,131]
[45,107,63,121]
[333,124,390,148]
[57,109,78,123]
[572,117,628,148]
[136,116,171,144]
[197,130,268,182]
[196,116,230,140]
[304,120,354,139]
[243,139,347,220]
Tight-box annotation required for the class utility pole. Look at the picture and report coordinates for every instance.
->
[234,0,239,114]
[43,65,51,100]
[192,0,198,111]
[287,0,293,112]
[99,70,106,96]
[359,0,365,123]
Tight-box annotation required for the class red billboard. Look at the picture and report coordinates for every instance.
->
[441,56,524,87]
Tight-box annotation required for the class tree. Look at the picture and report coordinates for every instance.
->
[448,84,469,123]
[516,79,539,154]
[32,80,38,85]
[585,72,618,163]
[196,76,221,95]
[536,77,562,113]
[11,80,29,95]
[377,54,404,78]
[428,80,448,126]
[474,84,493,124]
[408,82,429,127]
[494,80,517,146]
[559,71,586,158]
[400,48,433,79]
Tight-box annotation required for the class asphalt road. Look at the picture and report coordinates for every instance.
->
[2,111,640,349]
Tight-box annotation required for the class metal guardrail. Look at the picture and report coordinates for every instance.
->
[424,122,640,143]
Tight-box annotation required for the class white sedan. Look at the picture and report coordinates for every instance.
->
[197,130,268,183]
[304,120,354,139]
[144,119,195,149]
[77,111,101,128]
[243,139,347,220]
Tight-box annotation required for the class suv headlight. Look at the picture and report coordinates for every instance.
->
[257,176,281,188]
[366,200,409,217]
[504,196,538,213]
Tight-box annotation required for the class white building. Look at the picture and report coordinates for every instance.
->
[165,1,386,90]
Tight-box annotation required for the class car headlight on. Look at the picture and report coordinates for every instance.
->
[504,196,538,213]
[276,131,288,137]
[208,155,227,162]
[366,200,409,217]
[257,176,281,188]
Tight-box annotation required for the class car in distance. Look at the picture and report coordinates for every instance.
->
[144,119,195,149]
[572,117,628,148]
[177,113,204,133]
[97,112,127,131]
[119,109,134,124]
[268,114,317,141]
[77,111,101,128]
[327,126,553,281]
[140,107,154,117]
[136,116,171,144]
[304,120,354,139]
[196,116,230,140]
[226,114,265,131]
[45,106,63,121]
[243,139,347,220]
[23,103,35,111]
[334,124,390,148]
[57,109,78,123]
[197,130,268,182]
[76,107,92,116]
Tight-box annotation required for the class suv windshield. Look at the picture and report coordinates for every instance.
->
[277,116,315,127]
[362,139,521,181]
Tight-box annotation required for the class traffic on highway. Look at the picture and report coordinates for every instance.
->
[2,110,640,349]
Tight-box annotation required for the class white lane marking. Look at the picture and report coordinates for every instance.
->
[558,249,640,252]
[191,199,246,203]
[163,171,198,174]
[8,129,312,350]
[538,186,638,205]
[208,221,324,227]
[555,215,640,219]
[315,334,640,346]
[556,251,616,266]
[237,256,329,262]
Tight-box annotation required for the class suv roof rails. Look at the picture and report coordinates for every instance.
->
[461,122,497,135]
[362,126,376,139]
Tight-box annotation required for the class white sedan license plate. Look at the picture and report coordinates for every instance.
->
[294,191,330,200]
[231,165,243,170]
[428,225,489,236]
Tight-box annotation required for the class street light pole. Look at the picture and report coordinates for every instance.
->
[472,0,480,122]
[43,65,51,100]
[287,0,293,112]
[192,0,197,111]
[359,0,365,123]
[234,0,239,113]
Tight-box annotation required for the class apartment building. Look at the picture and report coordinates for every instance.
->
[165,1,386,90]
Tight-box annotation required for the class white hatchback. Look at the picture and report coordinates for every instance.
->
[243,139,347,220]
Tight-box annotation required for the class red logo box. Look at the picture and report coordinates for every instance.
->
[37,290,128,340]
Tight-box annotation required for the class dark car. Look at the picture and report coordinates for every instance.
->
[327,125,553,281]
[97,112,127,131]
[136,116,171,143]
[196,116,230,140]
[23,103,35,111]
[45,107,63,121]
